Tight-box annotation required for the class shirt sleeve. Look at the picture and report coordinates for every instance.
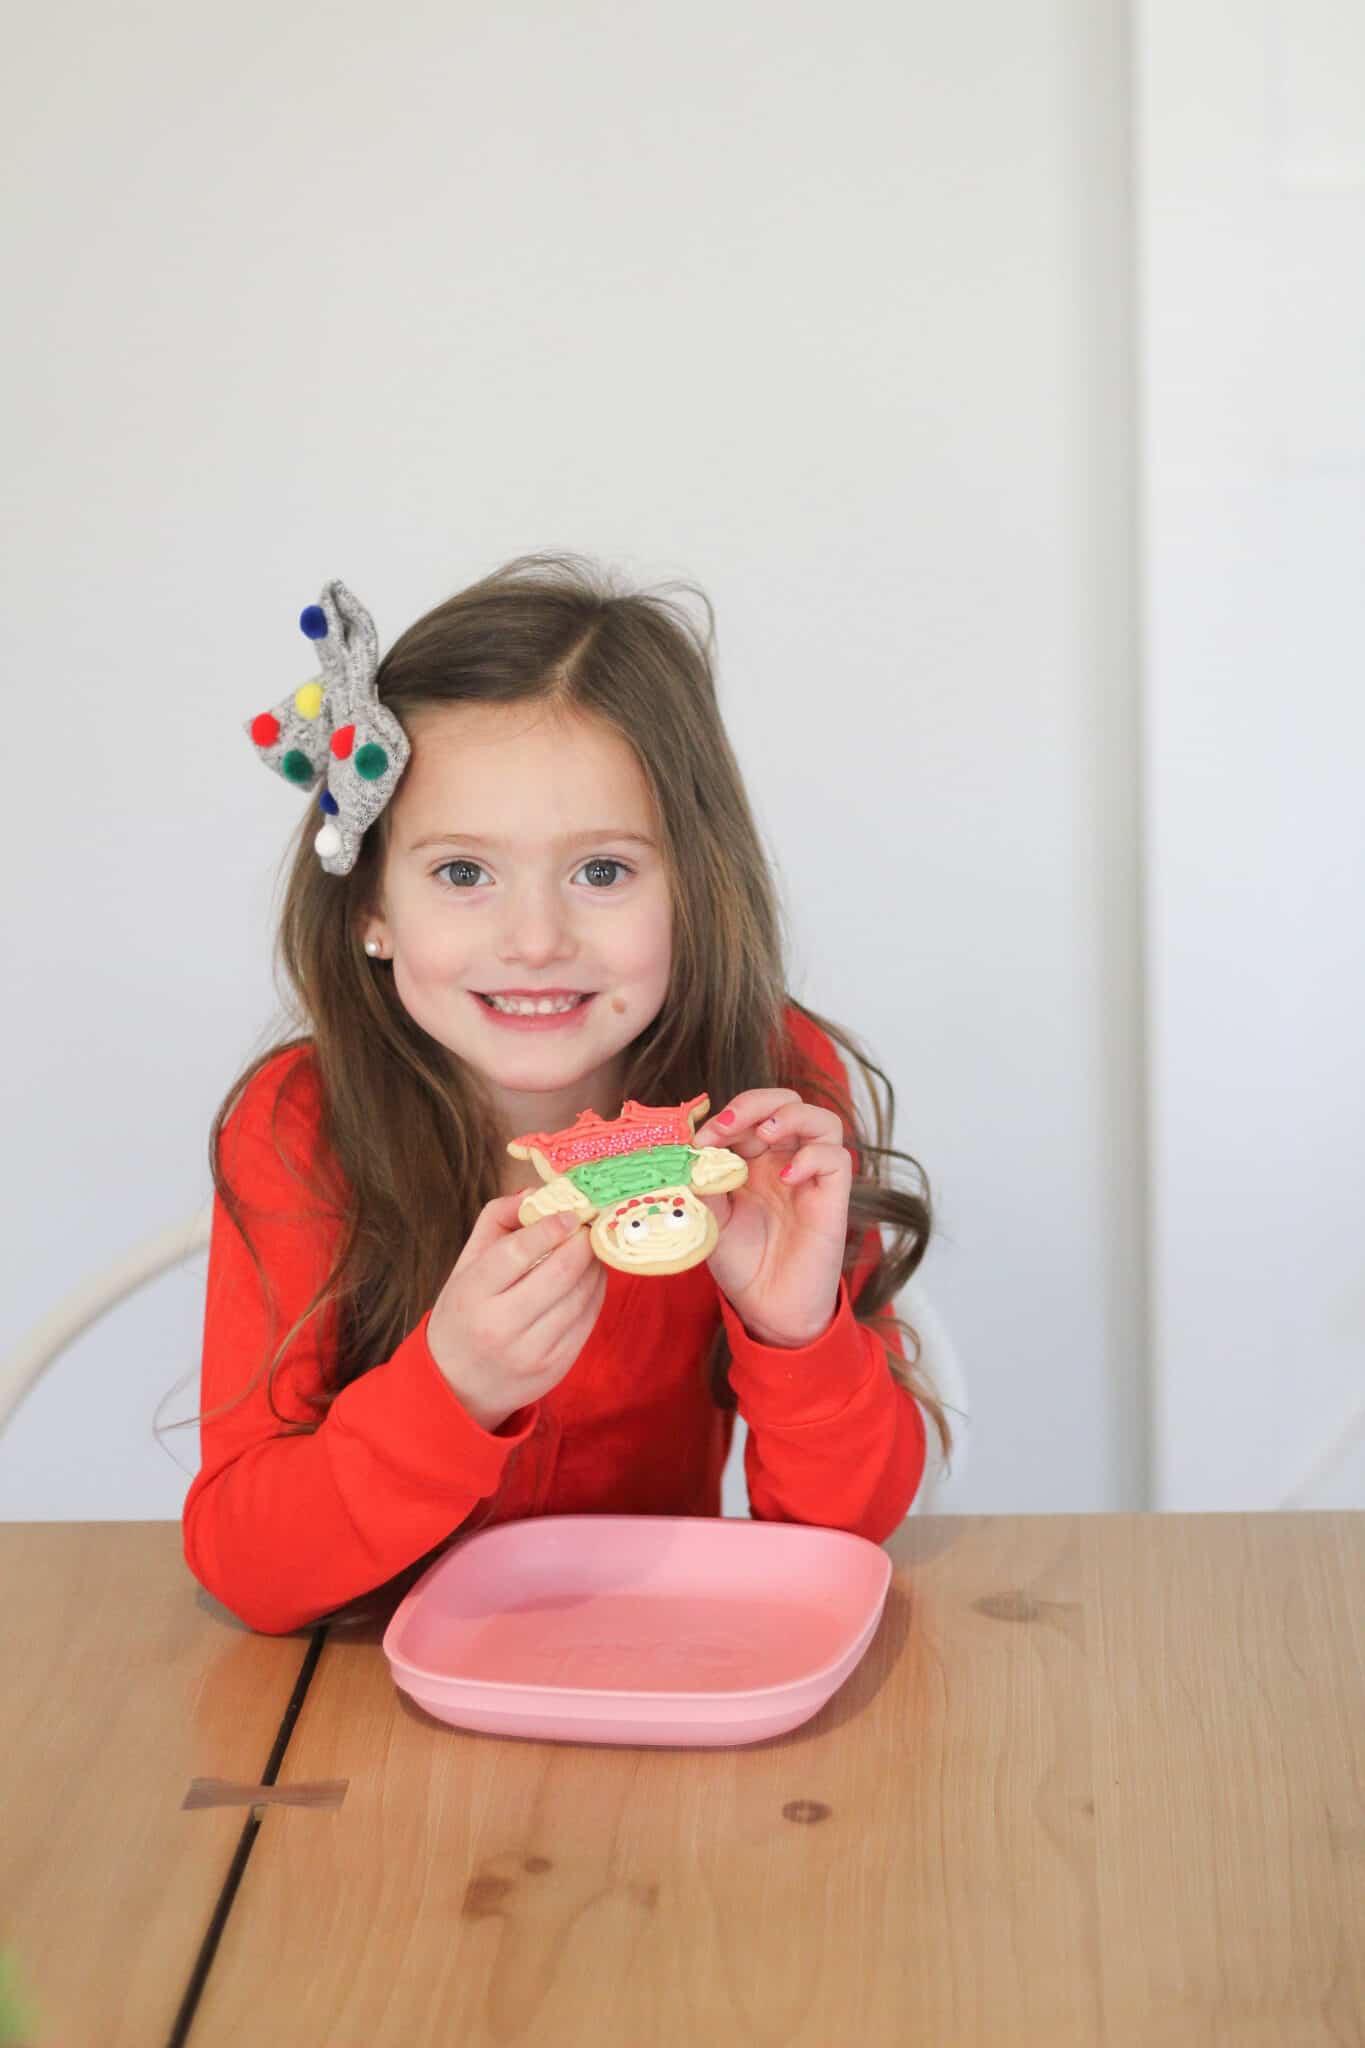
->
[719,1004,930,1540]
[719,1221,928,1542]
[181,1057,541,1635]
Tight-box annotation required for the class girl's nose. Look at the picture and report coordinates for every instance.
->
[496,886,575,968]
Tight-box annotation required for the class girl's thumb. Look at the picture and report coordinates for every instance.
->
[459,1191,530,1263]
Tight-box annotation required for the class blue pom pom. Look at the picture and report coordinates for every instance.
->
[299,604,328,640]
[318,788,339,815]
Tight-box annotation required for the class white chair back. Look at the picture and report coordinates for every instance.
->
[0,1210,212,1437]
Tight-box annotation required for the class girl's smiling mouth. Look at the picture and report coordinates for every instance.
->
[474,991,596,1028]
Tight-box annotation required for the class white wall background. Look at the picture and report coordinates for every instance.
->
[1137,0,1365,1510]
[6,0,1143,1519]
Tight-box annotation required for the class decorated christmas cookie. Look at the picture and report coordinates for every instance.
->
[508,1094,748,1275]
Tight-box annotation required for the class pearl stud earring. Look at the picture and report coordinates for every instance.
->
[365,939,382,958]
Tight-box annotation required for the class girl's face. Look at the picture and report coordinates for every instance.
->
[366,700,673,1131]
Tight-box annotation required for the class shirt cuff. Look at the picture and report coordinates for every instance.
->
[719,1276,883,1429]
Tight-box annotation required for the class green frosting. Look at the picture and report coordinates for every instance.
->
[565,1144,695,1209]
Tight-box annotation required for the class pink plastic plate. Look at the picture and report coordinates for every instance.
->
[382,1514,892,1747]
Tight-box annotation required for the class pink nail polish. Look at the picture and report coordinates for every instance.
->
[716,1110,735,1126]
[779,1163,795,1181]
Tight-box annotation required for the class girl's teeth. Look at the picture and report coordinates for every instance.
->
[486,994,583,1015]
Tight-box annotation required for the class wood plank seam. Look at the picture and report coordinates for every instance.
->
[162,1625,330,2048]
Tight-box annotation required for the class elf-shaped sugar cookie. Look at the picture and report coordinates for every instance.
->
[508,1094,747,1276]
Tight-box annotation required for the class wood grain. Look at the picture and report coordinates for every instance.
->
[1,1522,313,2047]
[187,1513,1365,2046]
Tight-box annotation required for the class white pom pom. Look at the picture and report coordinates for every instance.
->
[315,822,343,858]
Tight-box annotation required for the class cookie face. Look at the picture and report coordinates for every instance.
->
[589,1185,718,1276]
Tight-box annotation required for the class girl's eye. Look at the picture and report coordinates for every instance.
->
[574,858,631,888]
[434,859,489,889]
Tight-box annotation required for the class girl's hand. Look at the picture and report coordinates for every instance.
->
[691,1091,852,1348]
[427,1196,606,1433]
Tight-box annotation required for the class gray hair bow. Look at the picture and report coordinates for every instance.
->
[245,580,410,875]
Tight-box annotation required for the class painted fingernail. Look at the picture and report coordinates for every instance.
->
[779,1163,796,1181]
[716,1110,735,1126]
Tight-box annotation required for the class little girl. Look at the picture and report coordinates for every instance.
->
[183,552,950,1635]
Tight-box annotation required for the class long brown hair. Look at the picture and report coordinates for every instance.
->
[207,552,951,1459]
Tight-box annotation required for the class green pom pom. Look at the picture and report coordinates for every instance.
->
[281,748,314,786]
[354,742,389,782]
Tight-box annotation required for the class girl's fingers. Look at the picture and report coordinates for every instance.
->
[698,1096,845,1154]
[776,1139,853,1188]
[453,1193,531,1271]
[488,1210,588,1297]
[693,1089,802,1147]
[503,1221,596,1318]
[759,1103,846,1148]
[519,1252,607,1357]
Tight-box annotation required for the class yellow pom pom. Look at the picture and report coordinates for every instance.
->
[294,680,324,720]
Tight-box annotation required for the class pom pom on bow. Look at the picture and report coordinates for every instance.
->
[245,580,409,875]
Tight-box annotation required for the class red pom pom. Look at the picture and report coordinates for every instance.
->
[331,723,356,760]
[251,712,281,747]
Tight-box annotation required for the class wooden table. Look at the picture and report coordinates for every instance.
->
[0,1523,318,2047]
[6,1516,1364,2046]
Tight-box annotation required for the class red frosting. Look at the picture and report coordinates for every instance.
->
[512,1095,709,1174]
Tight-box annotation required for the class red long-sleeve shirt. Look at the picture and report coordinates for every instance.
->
[182,1008,926,1633]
